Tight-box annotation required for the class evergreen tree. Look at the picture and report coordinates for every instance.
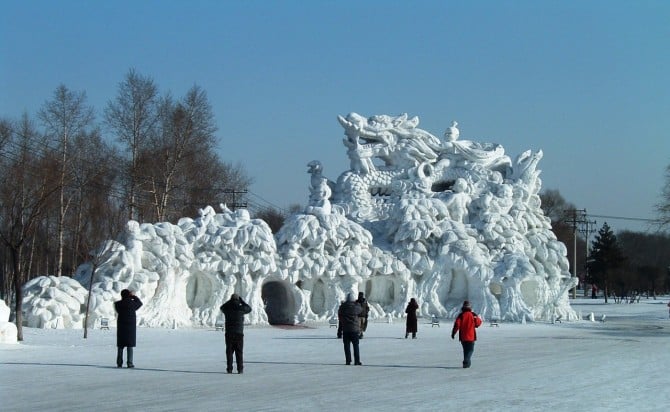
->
[587,222,626,303]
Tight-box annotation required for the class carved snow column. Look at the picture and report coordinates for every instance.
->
[138,222,193,328]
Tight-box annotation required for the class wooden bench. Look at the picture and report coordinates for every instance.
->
[215,320,225,331]
[431,315,440,327]
[328,317,338,328]
[99,317,110,330]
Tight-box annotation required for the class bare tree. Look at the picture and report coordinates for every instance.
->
[83,241,115,338]
[655,164,670,230]
[0,119,11,301]
[143,86,218,222]
[540,189,586,280]
[618,230,670,297]
[104,69,160,221]
[540,189,575,222]
[38,85,95,276]
[177,156,253,219]
[68,128,123,268]
[0,114,59,340]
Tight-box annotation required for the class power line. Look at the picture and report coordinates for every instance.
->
[588,214,658,224]
[247,191,291,214]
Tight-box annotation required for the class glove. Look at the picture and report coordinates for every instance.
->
[451,333,455,339]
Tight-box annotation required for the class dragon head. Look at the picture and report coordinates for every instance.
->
[337,113,441,175]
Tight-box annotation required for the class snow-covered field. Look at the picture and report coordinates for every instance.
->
[2,297,670,412]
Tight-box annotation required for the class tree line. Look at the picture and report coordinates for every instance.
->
[0,69,253,319]
[540,189,670,300]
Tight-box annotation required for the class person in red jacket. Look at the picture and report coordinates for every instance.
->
[451,300,482,368]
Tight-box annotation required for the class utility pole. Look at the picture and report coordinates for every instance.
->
[577,216,597,297]
[563,209,587,299]
[222,189,248,210]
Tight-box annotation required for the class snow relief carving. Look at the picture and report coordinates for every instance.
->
[22,113,577,329]
[0,299,18,343]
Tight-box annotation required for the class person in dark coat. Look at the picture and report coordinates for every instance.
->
[336,299,344,339]
[356,291,370,338]
[114,289,143,368]
[220,293,252,374]
[451,300,482,368]
[338,293,363,365]
[405,298,419,339]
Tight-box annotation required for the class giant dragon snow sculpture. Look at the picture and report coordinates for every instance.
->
[21,113,577,329]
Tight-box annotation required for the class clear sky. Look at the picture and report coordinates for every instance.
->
[2,0,669,234]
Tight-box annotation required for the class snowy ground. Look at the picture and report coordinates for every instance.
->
[2,297,670,412]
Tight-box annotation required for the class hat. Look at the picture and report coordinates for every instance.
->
[231,293,240,301]
[121,289,131,299]
[346,293,355,302]
[462,300,471,309]
[358,292,365,297]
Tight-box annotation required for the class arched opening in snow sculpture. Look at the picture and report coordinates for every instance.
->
[364,277,395,308]
[520,279,540,307]
[448,270,468,301]
[262,280,296,325]
[186,272,214,309]
[489,282,503,299]
[308,279,327,314]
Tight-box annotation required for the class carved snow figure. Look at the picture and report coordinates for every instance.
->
[24,112,577,329]
[22,276,89,328]
[0,299,18,343]
[443,178,471,223]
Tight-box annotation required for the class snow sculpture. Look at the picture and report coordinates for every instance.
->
[0,299,18,343]
[331,113,576,321]
[22,276,88,328]
[23,112,577,328]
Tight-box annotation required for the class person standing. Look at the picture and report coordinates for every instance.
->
[220,293,252,374]
[114,289,143,368]
[356,291,370,338]
[336,299,344,339]
[405,298,419,339]
[451,300,482,368]
[338,293,363,365]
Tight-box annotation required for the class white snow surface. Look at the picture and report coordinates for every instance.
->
[22,114,578,329]
[2,298,670,411]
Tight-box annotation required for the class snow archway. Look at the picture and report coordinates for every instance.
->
[262,280,296,325]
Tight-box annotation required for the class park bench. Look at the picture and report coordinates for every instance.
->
[328,317,338,328]
[99,317,110,330]
[431,315,440,327]
[215,319,225,331]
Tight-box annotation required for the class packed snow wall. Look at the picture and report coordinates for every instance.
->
[22,113,577,328]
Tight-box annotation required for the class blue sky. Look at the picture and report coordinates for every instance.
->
[2,0,669,234]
